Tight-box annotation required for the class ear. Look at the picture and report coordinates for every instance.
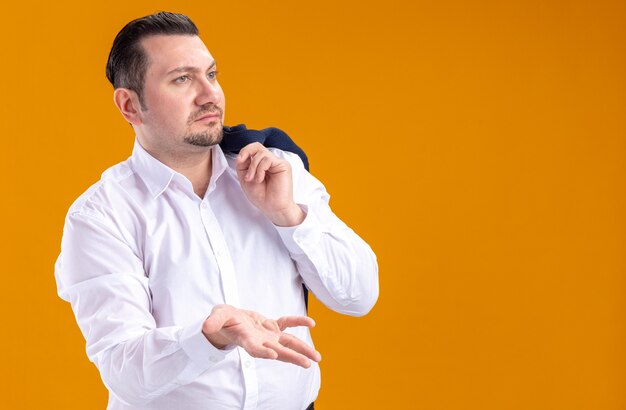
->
[113,88,143,126]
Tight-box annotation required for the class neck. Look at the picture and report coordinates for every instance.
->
[171,152,213,198]
[144,145,214,199]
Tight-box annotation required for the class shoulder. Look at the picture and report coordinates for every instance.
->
[66,159,140,221]
[62,159,149,257]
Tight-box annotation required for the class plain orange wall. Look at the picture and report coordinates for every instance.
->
[1,0,625,409]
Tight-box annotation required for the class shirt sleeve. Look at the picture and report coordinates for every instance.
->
[54,210,232,406]
[272,150,380,316]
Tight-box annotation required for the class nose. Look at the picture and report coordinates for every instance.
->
[195,76,223,107]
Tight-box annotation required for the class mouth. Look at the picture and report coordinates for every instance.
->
[195,113,221,123]
[190,106,224,124]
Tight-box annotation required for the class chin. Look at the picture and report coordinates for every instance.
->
[183,129,223,147]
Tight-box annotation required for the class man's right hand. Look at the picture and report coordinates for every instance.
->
[201,304,322,368]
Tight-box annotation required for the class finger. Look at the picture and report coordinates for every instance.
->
[235,156,252,185]
[243,340,279,360]
[244,150,271,182]
[237,142,265,169]
[276,316,316,331]
[279,333,322,363]
[236,154,251,174]
[202,305,231,335]
[253,156,273,183]
[263,340,312,368]
[240,141,266,155]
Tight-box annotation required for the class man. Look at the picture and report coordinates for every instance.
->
[55,11,378,410]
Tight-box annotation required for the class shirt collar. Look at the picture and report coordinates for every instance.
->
[130,138,231,199]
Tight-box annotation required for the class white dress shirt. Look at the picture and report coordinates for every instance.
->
[55,140,378,410]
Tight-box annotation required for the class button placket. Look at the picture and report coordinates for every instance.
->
[239,350,259,410]
[199,202,240,306]
[199,201,259,409]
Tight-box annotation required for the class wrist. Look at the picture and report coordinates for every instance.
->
[268,203,306,227]
[202,322,230,349]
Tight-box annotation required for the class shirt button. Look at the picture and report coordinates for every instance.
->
[244,360,251,368]
[201,202,208,209]
[209,356,218,363]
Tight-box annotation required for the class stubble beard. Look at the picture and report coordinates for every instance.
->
[183,106,224,147]
[183,124,223,147]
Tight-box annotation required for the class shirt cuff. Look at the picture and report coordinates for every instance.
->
[275,204,323,255]
[179,319,232,374]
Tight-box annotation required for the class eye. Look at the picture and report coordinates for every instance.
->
[207,70,219,80]
[174,75,190,84]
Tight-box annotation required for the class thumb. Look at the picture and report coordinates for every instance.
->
[236,151,251,173]
[202,305,230,335]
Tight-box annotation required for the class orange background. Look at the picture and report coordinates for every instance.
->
[1,0,625,409]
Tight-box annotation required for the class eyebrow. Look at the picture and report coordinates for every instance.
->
[166,60,216,76]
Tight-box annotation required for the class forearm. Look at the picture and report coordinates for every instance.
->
[95,323,226,405]
[62,277,227,406]
[267,150,379,315]
[276,202,379,316]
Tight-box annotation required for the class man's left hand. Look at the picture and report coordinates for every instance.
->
[236,142,305,227]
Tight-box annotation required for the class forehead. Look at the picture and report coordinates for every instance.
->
[141,34,214,76]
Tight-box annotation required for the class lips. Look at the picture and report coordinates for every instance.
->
[195,113,221,122]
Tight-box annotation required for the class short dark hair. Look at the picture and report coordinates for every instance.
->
[105,12,198,106]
